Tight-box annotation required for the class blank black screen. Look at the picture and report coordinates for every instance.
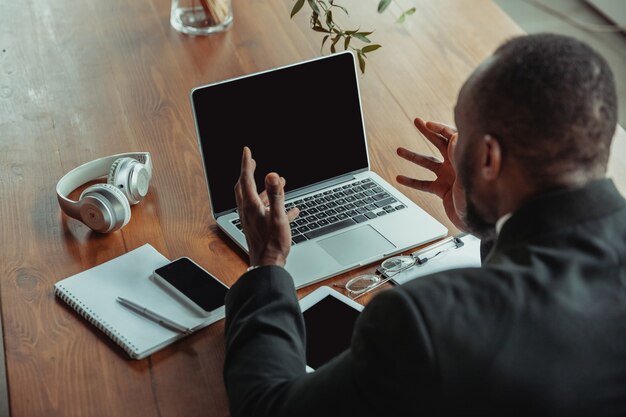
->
[155,258,228,312]
[302,295,361,369]
[192,52,369,215]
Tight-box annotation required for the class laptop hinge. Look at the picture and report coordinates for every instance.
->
[284,174,356,201]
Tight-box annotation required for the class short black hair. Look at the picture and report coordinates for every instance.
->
[471,33,617,186]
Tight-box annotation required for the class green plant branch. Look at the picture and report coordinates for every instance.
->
[291,0,414,73]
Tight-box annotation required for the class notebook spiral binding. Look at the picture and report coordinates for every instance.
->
[55,284,140,358]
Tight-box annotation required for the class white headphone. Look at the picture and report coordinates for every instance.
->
[56,152,153,233]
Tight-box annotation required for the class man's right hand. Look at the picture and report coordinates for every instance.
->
[396,117,468,232]
[234,147,299,268]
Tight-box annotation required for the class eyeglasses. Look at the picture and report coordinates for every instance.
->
[334,236,464,300]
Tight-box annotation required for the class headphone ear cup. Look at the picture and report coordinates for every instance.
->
[78,184,131,233]
[108,157,150,205]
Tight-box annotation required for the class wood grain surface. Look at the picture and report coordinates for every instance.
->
[0,0,623,416]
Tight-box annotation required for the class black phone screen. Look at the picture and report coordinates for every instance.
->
[302,295,361,369]
[155,258,228,312]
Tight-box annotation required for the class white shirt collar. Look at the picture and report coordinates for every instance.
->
[495,213,513,235]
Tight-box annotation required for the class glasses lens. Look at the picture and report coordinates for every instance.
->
[381,256,414,273]
[345,274,380,293]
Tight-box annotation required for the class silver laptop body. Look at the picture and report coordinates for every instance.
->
[191,51,447,288]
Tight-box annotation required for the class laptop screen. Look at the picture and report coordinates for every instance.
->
[191,51,370,215]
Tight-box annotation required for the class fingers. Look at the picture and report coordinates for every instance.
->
[265,172,287,221]
[258,190,268,207]
[447,132,459,163]
[238,147,259,205]
[259,177,286,207]
[425,120,457,139]
[396,175,435,194]
[414,117,455,156]
[397,147,441,172]
[261,176,299,221]
[287,207,300,222]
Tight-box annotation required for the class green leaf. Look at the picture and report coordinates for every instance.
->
[361,44,381,53]
[397,7,416,24]
[344,35,351,50]
[321,34,330,53]
[325,10,333,27]
[312,26,331,33]
[307,0,321,15]
[357,52,366,73]
[377,0,392,13]
[353,33,371,43]
[330,35,342,53]
[291,0,305,18]
[332,4,349,15]
[310,11,321,27]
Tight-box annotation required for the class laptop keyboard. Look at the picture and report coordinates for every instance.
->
[231,178,406,245]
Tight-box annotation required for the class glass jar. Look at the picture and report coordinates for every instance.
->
[170,0,233,35]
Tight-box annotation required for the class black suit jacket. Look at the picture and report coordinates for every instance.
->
[224,179,626,417]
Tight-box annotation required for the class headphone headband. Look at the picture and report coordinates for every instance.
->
[57,152,152,219]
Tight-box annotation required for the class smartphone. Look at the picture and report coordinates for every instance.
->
[152,257,229,316]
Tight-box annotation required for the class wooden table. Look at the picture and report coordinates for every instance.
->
[1,0,624,416]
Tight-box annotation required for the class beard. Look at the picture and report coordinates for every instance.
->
[464,194,496,239]
[459,153,496,239]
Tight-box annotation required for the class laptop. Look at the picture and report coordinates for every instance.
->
[190,51,447,288]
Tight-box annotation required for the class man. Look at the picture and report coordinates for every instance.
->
[223,34,626,416]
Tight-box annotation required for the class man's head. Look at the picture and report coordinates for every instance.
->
[453,33,617,236]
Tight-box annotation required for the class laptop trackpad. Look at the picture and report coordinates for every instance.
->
[317,225,395,266]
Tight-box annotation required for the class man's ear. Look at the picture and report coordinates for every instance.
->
[481,135,502,180]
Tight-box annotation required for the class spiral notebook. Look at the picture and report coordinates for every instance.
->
[54,244,222,359]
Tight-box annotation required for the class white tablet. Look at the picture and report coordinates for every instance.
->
[299,286,364,372]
